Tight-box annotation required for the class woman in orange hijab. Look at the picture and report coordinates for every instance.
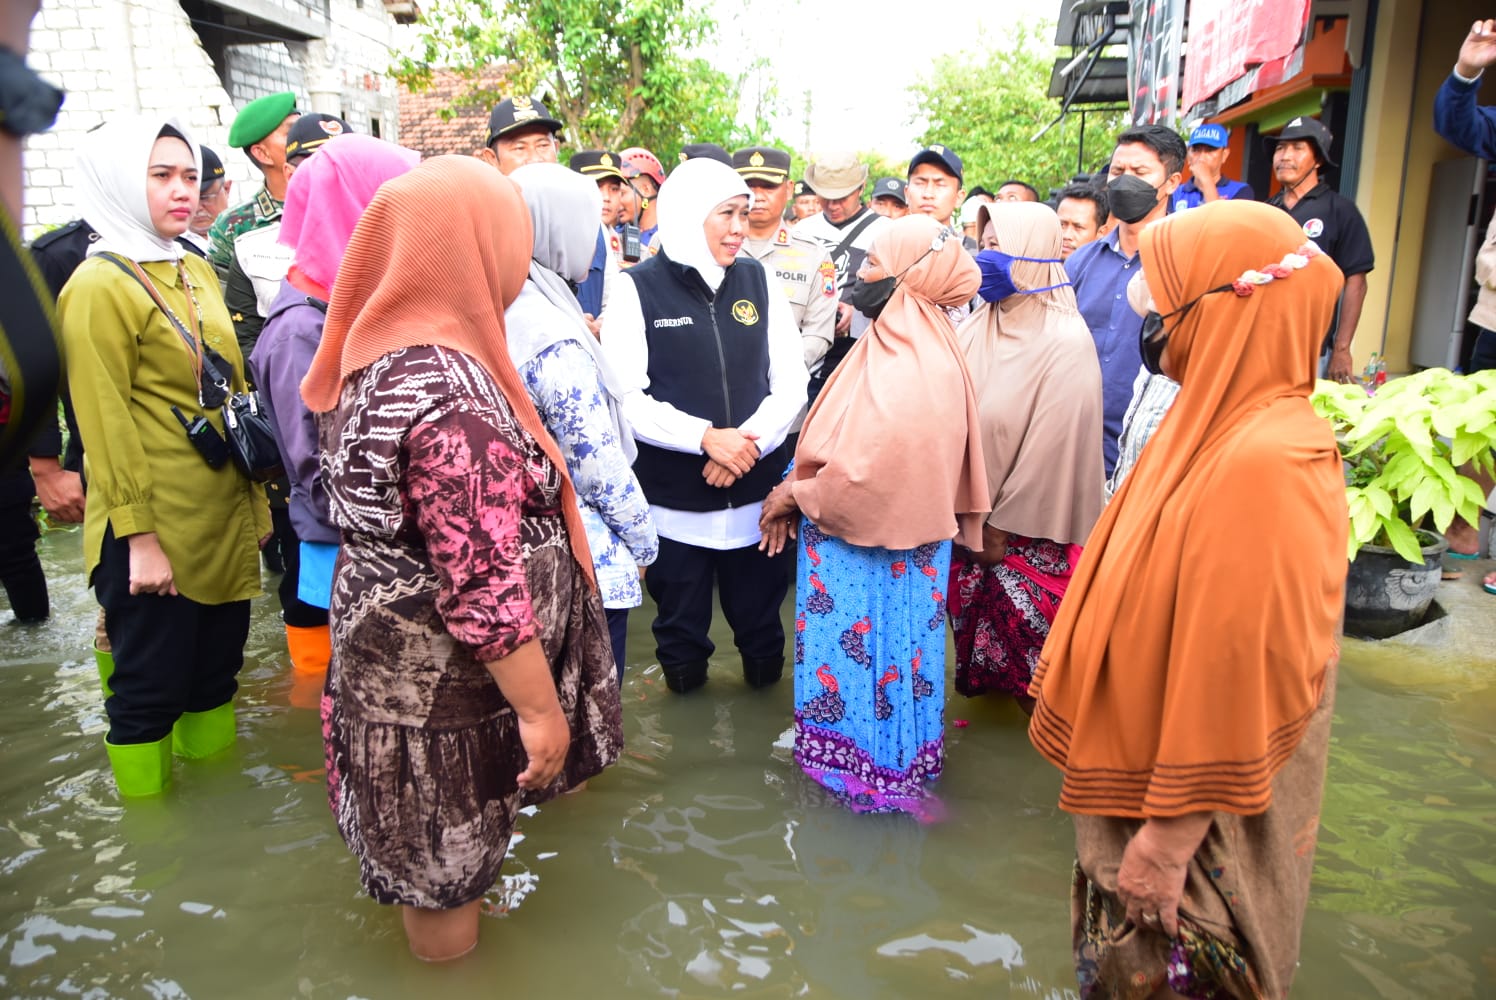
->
[303,156,623,962]
[759,214,988,819]
[1028,200,1346,998]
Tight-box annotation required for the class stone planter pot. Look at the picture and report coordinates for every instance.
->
[1344,530,1448,640]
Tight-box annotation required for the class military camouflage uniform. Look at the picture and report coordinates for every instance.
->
[207,186,282,277]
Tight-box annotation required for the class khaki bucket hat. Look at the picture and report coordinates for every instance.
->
[804,151,869,200]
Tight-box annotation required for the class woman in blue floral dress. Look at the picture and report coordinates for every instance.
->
[507,163,658,679]
[759,216,988,819]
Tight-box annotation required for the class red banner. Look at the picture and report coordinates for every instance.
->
[1180,0,1311,112]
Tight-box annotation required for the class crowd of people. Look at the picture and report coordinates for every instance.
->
[8,18,1496,993]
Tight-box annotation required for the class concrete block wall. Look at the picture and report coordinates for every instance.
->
[20,0,405,239]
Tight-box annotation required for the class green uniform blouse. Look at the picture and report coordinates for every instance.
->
[60,254,270,604]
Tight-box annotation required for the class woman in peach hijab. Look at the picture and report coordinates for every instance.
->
[759,214,987,820]
[1029,200,1346,998]
[303,156,622,961]
[948,202,1104,712]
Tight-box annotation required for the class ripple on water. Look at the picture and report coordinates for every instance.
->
[3,531,1494,997]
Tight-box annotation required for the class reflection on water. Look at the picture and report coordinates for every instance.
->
[1,529,1492,998]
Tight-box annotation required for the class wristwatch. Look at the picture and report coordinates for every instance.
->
[0,46,63,138]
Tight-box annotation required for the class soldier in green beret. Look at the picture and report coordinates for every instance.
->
[207,91,299,276]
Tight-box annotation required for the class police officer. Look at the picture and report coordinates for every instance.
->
[570,150,634,267]
[1266,116,1374,382]
[181,146,228,258]
[225,113,351,358]
[733,146,836,398]
[207,91,299,277]
[479,95,563,175]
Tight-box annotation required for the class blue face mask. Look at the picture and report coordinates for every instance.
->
[974,249,1071,303]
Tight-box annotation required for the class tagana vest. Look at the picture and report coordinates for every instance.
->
[628,250,787,511]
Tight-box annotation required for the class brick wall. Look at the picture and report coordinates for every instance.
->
[398,67,510,158]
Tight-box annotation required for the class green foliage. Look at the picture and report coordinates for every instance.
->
[906,20,1128,196]
[391,0,749,158]
[1311,369,1496,563]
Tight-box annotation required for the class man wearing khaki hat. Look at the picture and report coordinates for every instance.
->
[793,151,889,338]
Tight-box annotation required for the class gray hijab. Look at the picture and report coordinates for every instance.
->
[508,162,635,461]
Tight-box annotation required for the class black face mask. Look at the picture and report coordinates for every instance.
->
[1139,310,1171,376]
[1138,283,1235,376]
[845,275,897,320]
[1108,174,1164,225]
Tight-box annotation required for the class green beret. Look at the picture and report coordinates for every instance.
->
[228,91,298,149]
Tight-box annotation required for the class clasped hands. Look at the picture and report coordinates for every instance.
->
[701,426,760,488]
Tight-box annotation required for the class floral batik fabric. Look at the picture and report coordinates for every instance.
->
[793,517,950,820]
[519,339,657,610]
[320,345,623,909]
[947,535,1081,698]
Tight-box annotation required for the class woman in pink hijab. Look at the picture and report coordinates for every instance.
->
[249,134,419,680]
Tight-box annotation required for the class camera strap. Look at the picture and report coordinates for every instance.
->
[98,253,229,404]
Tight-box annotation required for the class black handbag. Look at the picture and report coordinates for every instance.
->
[100,253,285,482]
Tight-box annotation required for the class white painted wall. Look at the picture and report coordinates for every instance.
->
[21,0,406,239]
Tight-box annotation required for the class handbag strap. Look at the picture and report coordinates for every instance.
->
[98,252,230,388]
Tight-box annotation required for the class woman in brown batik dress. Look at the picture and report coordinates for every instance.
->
[300,155,623,962]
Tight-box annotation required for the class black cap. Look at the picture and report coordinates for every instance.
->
[569,150,627,182]
[199,146,225,187]
[732,146,791,183]
[793,180,814,198]
[486,95,563,147]
[908,144,963,184]
[870,177,907,205]
[678,143,732,166]
[1265,116,1337,167]
[285,113,352,162]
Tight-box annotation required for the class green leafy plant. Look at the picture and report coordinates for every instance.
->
[1312,369,1496,563]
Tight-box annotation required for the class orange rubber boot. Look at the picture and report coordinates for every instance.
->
[285,624,331,674]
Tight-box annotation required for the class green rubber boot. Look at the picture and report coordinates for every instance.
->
[171,702,236,759]
[104,735,173,797]
[94,644,115,699]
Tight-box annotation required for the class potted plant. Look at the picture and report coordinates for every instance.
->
[1311,368,1496,638]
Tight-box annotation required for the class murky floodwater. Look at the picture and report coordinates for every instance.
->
[1,527,1493,998]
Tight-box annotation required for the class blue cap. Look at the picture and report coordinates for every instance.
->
[1188,124,1229,149]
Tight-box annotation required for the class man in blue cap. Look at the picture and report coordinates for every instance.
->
[208,90,299,276]
[1171,123,1254,213]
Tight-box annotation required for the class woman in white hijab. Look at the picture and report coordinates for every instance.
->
[508,162,658,679]
[59,116,270,798]
[600,157,807,695]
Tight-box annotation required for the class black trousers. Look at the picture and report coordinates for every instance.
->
[272,506,328,629]
[606,607,629,684]
[0,466,47,623]
[94,526,250,744]
[644,536,790,670]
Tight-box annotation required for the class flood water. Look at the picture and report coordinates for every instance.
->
[2,527,1493,999]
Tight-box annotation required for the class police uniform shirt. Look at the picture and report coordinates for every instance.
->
[740,225,838,370]
[1268,182,1374,277]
